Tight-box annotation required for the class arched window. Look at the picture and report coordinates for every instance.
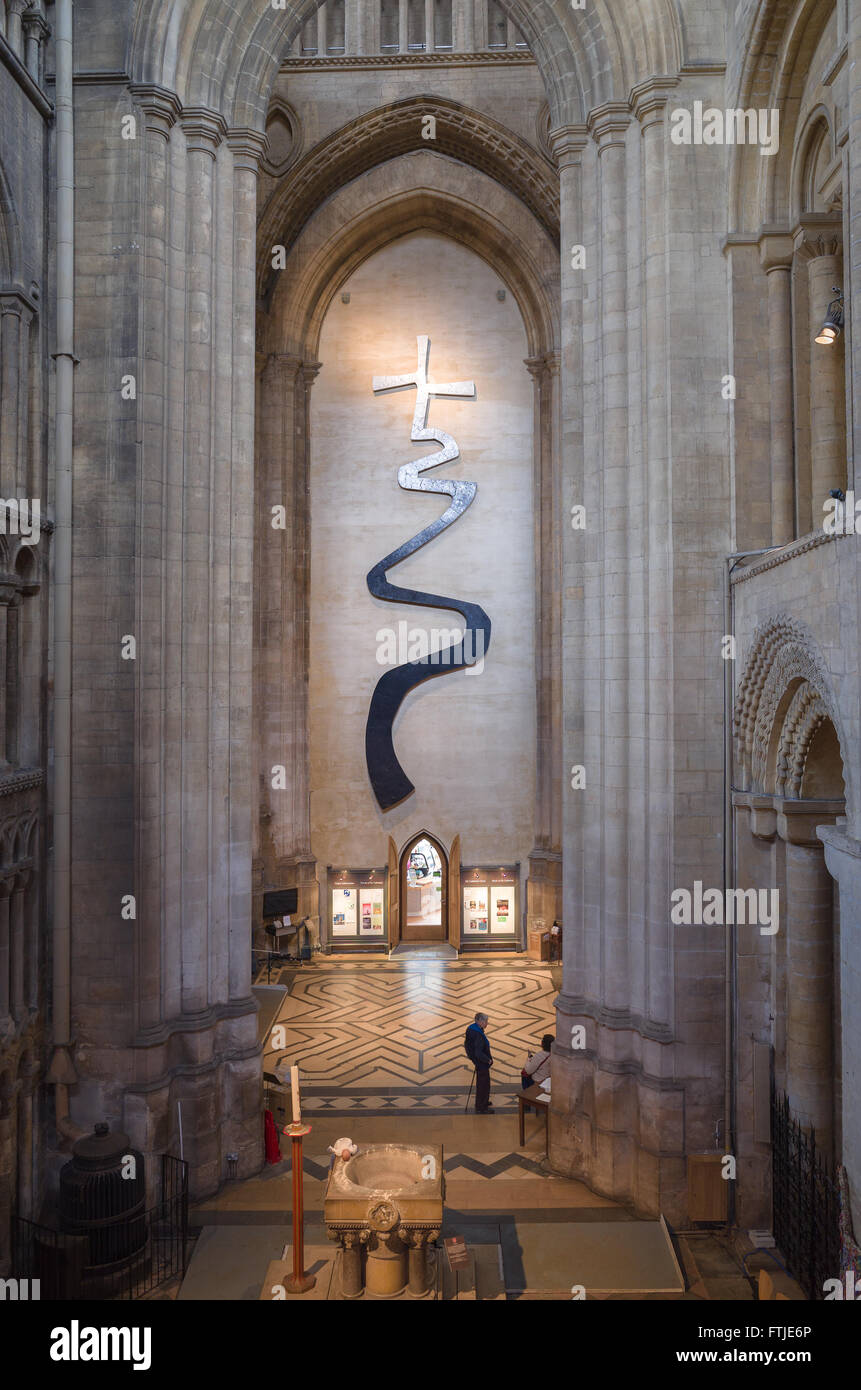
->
[487,0,507,48]
[327,0,345,54]
[380,0,399,50]
[407,0,424,51]
[434,0,453,50]
[300,14,318,53]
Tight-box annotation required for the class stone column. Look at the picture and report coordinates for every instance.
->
[548,122,589,1180]
[9,870,27,1021]
[588,102,631,1017]
[799,231,845,511]
[178,108,226,1016]
[758,235,795,545]
[0,296,24,492]
[406,1230,434,1296]
[424,0,434,51]
[339,1230,364,1297]
[6,0,26,58]
[0,883,11,1021]
[398,0,408,50]
[317,1,327,54]
[22,9,48,83]
[130,86,182,1038]
[634,83,675,1027]
[16,1078,34,1217]
[228,128,266,1003]
[732,794,778,1229]
[525,351,562,937]
[778,801,839,1153]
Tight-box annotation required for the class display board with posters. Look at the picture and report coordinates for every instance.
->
[462,885,488,935]
[460,865,519,946]
[359,887,385,936]
[328,868,387,949]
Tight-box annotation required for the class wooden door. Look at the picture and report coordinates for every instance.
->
[448,834,460,950]
[388,836,399,946]
[400,833,448,941]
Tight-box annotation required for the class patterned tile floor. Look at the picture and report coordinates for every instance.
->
[259,956,558,1114]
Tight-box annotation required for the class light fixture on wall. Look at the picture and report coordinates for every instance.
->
[815,287,844,345]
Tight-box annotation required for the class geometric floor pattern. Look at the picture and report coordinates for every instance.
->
[260,958,557,1102]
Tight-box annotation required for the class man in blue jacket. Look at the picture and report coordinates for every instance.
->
[464,1011,493,1113]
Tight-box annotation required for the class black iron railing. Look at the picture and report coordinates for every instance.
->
[12,1153,188,1301]
[771,1090,839,1300]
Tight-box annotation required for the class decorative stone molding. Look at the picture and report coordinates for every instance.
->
[733,615,845,796]
[128,83,182,140]
[0,769,42,798]
[181,106,228,156]
[257,95,559,291]
[279,50,536,72]
[586,101,631,149]
[629,75,679,129]
[792,214,842,261]
[547,123,588,169]
[261,96,302,178]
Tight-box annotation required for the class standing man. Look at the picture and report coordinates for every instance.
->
[465,1011,493,1114]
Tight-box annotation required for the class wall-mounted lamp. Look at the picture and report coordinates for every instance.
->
[815,287,844,345]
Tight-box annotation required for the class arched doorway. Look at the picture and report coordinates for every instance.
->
[400,833,447,942]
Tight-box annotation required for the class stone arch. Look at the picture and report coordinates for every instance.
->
[728,0,837,232]
[129,0,687,132]
[790,105,837,220]
[733,614,848,805]
[257,95,560,299]
[264,184,557,360]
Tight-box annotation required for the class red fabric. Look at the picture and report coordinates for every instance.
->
[264,1109,282,1164]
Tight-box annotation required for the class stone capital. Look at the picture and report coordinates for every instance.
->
[523,353,558,383]
[757,229,794,273]
[129,84,183,140]
[22,9,50,41]
[0,289,37,321]
[629,76,679,128]
[548,123,588,167]
[227,127,268,173]
[587,102,630,149]
[181,106,229,156]
[302,360,322,388]
[792,214,842,262]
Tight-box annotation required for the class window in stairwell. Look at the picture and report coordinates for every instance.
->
[487,0,507,48]
[300,14,318,53]
[380,0,399,50]
[434,0,453,50]
[407,0,425,50]
[327,0,346,53]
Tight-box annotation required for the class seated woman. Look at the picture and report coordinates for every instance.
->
[521,1034,554,1088]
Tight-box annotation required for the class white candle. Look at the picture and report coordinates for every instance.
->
[291,1064,301,1123]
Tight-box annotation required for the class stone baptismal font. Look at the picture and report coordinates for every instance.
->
[324,1143,444,1298]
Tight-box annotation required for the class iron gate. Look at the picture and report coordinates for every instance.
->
[771,1089,839,1300]
[12,1153,188,1301]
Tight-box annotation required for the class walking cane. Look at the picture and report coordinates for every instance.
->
[465,1067,475,1113]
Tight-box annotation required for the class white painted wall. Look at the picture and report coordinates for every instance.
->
[309,232,536,870]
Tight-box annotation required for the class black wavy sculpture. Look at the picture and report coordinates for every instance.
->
[366,336,491,811]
